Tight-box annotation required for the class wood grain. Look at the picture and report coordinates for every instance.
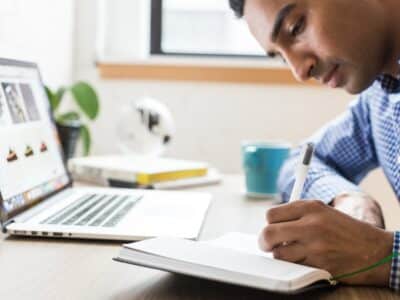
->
[97,63,319,86]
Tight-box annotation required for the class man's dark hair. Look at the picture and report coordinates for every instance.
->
[229,0,245,18]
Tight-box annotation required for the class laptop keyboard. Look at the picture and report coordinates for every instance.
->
[40,194,142,227]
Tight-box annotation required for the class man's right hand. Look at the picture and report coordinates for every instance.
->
[259,200,393,286]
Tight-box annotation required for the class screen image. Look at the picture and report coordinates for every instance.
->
[2,82,28,124]
[0,91,9,126]
[0,63,69,216]
[20,83,41,121]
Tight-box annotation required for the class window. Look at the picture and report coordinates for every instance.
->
[150,0,265,58]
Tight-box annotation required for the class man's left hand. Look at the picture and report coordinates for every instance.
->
[332,193,385,228]
[259,200,393,286]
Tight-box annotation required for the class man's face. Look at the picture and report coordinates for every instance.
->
[244,0,389,94]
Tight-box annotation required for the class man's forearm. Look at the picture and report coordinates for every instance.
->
[331,192,385,228]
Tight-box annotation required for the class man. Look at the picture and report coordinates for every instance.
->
[229,0,400,289]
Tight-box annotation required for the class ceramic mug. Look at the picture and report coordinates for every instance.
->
[242,141,291,198]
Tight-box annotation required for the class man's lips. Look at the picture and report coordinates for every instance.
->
[321,64,340,87]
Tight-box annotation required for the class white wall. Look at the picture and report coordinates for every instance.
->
[74,0,400,227]
[88,80,352,171]
[97,0,150,60]
[0,0,75,87]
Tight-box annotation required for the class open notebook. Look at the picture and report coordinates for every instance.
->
[113,233,336,294]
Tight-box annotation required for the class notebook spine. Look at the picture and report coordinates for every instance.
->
[1,219,15,233]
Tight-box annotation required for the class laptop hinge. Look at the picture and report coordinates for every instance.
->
[1,219,15,233]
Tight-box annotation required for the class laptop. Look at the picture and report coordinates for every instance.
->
[0,58,212,241]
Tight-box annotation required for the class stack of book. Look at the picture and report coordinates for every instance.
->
[68,155,221,190]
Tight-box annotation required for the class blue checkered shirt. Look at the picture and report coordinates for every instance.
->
[392,232,400,290]
[278,74,400,289]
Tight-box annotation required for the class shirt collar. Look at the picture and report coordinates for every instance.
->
[375,59,400,93]
[377,74,400,93]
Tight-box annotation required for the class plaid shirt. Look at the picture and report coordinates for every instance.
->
[278,74,400,289]
[391,232,400,290]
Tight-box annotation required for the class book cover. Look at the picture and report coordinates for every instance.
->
[68,155,209,185]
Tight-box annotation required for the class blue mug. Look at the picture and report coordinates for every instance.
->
[242,141,291,198]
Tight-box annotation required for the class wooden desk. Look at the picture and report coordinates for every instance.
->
[0,175,398,299]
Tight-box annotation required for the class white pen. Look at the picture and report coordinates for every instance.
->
[289,143,315,202]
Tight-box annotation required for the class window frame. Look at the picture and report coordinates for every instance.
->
[150,0,265,59]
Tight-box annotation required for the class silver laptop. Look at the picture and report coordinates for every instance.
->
[0,58,212,241]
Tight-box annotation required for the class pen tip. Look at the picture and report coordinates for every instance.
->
[303,143,314,165]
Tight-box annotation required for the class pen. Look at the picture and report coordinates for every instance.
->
[289,143,315,202]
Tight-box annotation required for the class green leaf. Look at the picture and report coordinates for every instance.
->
[45,86,57,112]
[70,81,99,120]
[55,87,66,107]
[80,125,91,156]
[45,85,65,112]
[44,86,53,102]
[56,111,80,124]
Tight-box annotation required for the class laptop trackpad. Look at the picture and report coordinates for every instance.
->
[116,193,210,236]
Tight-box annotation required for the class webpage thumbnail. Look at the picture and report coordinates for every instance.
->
[1,82,41,124]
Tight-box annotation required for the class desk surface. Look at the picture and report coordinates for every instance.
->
[1,175,398,300]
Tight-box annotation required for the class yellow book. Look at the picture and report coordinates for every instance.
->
[69,155,208,185]
[136,169,207,185]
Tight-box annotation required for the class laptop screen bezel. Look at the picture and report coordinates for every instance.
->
[0,58,73,228]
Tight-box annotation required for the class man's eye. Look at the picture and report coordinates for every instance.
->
[267,52,287,64]
[290,16,305,37]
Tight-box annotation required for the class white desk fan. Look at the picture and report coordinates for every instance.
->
[116,98,175,156]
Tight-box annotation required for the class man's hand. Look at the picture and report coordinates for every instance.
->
[259,200,393,286]
[332,193,385,228]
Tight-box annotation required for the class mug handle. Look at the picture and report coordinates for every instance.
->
[243,146,261,170]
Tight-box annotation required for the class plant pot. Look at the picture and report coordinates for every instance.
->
[56,120,82,160]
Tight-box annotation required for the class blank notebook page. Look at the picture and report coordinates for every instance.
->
[202,232,272,258]
[125,234,320,282]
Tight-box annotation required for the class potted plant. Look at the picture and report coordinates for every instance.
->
[45,81,100,160]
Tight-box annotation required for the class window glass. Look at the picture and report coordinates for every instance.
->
[160,0,264,56]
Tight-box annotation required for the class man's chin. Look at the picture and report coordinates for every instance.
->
[344,78,376,95]
[344,85,364,95]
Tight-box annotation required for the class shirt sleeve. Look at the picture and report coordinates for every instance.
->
[278,93,379,204]
[390,231,400,291]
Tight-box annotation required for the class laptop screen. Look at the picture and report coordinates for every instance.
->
[0,59,70,221]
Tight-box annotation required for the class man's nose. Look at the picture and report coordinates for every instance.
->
[285,52,316,82]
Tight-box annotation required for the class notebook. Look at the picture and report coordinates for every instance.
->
[113,232,335,294]
[68,155,208,186]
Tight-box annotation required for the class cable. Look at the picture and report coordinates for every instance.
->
[331,252,399,281]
